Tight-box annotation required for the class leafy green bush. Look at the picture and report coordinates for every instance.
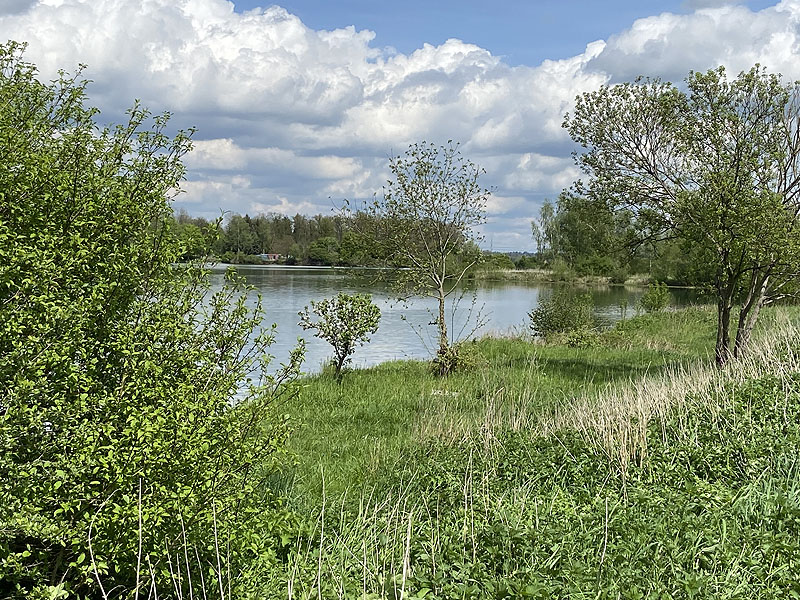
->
[430,340,484,376]
[566,328,601,348]
[529,288,596,339]
[640,281,671,312]
[609,265,630,284]
[299,293,380,379]
[0,42,303,598]
[550,258,577,281]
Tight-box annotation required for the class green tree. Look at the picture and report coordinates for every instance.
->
[223,213,258,255]
[531,200,558,262]
[299,293,380,380]
[529,288,596,338]
[565,66,800,366]
[307,236,340,265]
[0,42,303,597]
[551,192,635,276]
[347,141,490,374]
[640,282,671,313]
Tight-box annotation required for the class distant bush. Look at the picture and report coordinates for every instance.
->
[550,258,577,282]
[529,288,596,339]
[610,265,630,284]
[481,251,515,270]
[299,293,380,380]
[640,282,671,313]
[514,255,539,270]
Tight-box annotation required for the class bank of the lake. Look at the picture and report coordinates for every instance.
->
[280,306,719,501]
[469,267,657,287]
[259,304,800,598]
[212,265,703,372]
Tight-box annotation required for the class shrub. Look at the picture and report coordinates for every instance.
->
[529,288,596,339]
[566,328,601,348]
[299,293,380,379]
[610,265,630,284]
[0,42,303,598]
[430,340,484,376]
[640,282,671,312]
[550,258,577,281]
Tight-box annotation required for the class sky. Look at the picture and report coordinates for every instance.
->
[0,0,797,250]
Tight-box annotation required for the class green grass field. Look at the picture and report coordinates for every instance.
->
[280,307,718,502]
[255,305,800,599]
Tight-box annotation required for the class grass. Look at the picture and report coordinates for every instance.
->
[280,306,720,503]
[265,305,800,598]
[467,268,654,287]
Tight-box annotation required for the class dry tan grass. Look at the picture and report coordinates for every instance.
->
[412,308,800,472]
[535,311,800,472]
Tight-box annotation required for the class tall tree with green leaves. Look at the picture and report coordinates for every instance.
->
[347,141,490,374]
[565,66,800,366]
[0,42,303,597]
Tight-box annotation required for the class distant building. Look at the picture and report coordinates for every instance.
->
[257,253,283,262]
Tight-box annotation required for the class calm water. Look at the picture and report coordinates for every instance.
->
[209,265,701,372]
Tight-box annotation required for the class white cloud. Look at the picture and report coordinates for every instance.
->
[2,0,799,248]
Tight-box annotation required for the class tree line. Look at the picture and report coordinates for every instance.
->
[172,209,349,265]
[528,192,708,285]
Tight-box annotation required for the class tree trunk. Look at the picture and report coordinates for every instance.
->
[715,299,732,367]
[437,286,448,352]
[436,288,449,375]
[334,347,348,381]
[733,273,770,359]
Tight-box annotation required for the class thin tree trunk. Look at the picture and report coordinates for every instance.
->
[437,288,449,375]
[716,298,732,367]
[734,272,770,359]
[438,290,448,353]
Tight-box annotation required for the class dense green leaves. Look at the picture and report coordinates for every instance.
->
[529,288,596,339]
[639,282,671,313]
[565,66,800,365]
[0,42,303,598]
[299,293,380,380]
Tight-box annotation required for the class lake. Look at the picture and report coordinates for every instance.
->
[209,265,701,372]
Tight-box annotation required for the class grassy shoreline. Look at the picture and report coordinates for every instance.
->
[281,307,720,501]
[256,305,800,598]
[468,268,662,287]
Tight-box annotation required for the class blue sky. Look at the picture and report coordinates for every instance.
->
[0,0,795,250]
[234,0,778,65]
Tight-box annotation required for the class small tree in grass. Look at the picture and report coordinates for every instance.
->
[640,282,671,313]
[299,293,381,380]
[529,288,596,339]
[345,141,490,375]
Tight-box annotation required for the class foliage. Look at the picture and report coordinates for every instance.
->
[430,340,485,377]
[299,293,381,380]
[346,141,490,374]
[480,251,515,271]
[565,65,800,365]
[513,254,540,270]
[0,42,303,598]
[640,282,671,313]
[307,235,340,265]
[529,288,596,339]
[565,327,601,348]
